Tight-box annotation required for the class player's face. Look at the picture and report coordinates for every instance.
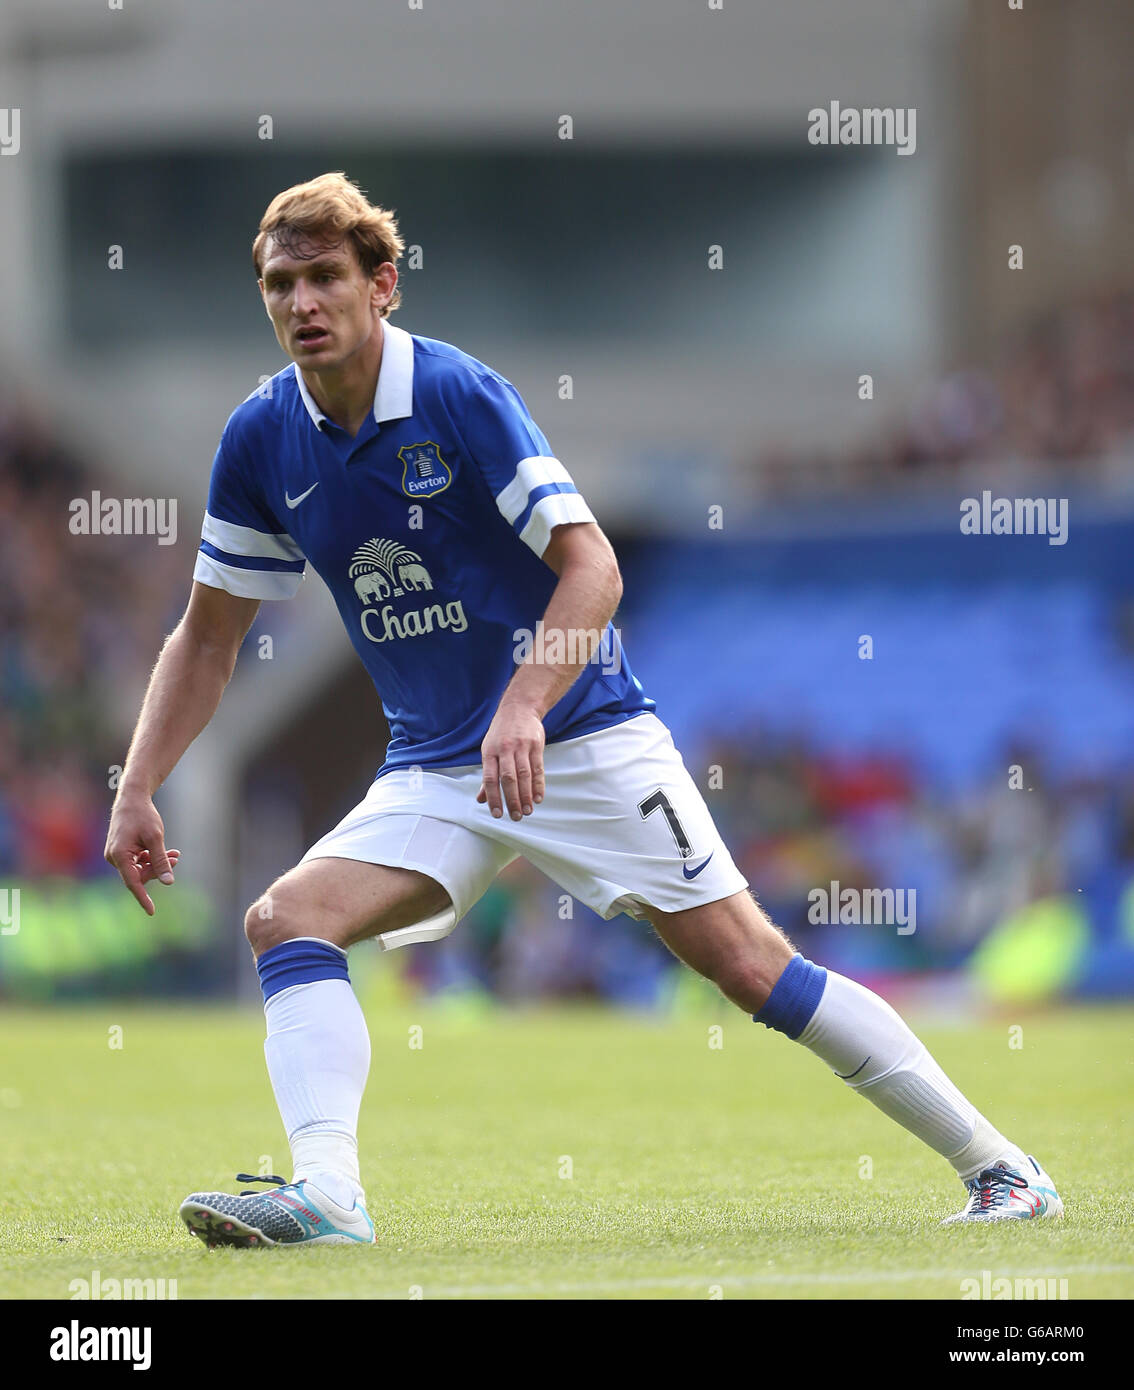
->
[258,236,393,368]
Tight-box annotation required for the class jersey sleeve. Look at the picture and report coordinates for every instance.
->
[462,373,595,557]
[192,421,306,600]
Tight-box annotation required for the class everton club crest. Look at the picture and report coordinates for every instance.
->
[398,441,453,499]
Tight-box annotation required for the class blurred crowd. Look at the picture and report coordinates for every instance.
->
[4,285,1134,1001]
[407,736,1134,1005]
[0,400,188,880]
[701,734,1134,972]
[759,290,1134,496]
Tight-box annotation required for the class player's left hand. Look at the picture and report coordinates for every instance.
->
[136,846,182,885]
[477,701,546,820]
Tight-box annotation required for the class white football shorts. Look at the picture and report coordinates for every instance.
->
[300,711,748,923]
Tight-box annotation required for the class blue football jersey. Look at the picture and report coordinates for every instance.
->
[193,319,654,774]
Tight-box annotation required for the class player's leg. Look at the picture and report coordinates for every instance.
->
[245,854,452,955]
[499,712,1061,1224]
[180,793,514,1248]
[644,888,1062,1223]
[181,857,452,1248]
[636,887,794,1012]
[243,856,450,1214]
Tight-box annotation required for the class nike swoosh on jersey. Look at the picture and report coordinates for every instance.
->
[682,853,714,880]
[285,482,320,509]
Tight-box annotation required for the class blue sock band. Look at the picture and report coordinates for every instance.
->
[752,953,827,1039]
[257,938,350,1003]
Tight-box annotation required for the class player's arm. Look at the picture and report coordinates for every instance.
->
[477,521,622,821]
[104,581,261,914]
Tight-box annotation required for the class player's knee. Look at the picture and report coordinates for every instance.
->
[711,961,768,1012]
[244,893,298,956]
[712,948,790,1014]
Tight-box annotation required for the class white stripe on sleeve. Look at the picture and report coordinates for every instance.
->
[202,511,304,563]
[494,456,573,526]
[193,550,305,600]
[518,492,596,557]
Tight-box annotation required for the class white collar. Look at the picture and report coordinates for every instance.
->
[293,317,414,430]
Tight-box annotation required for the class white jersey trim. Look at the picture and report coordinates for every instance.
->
[193,551,304,601]
[294,318,415,431]
[202,511,304,563]
[519,492,595,556]
[494,456,573,526]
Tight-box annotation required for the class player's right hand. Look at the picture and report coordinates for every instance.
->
[104,795,181,916]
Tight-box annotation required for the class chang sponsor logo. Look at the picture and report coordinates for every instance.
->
[349,538,467,645]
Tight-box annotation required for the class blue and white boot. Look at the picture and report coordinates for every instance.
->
[942,1155,1064,1225]
[179,1173,376,1248]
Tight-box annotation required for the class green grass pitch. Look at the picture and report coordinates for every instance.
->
[1,997,1130,1299]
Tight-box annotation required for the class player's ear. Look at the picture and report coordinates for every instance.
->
[372,263,396,310]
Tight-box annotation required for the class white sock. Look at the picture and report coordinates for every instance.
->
[797,971,1026,1180]
[263,979,370,1207]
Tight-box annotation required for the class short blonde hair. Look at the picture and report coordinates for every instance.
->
[252,171,405,317]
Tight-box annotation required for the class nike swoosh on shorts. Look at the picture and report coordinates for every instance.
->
[682,853,714,880]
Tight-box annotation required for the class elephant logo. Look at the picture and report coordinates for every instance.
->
[398,562,432,592]
[397,441,452,499]
[353,570,391,604]
[349,538,432,603]
[348,537,466,646]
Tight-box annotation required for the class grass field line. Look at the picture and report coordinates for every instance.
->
[420,1264,1134,1299]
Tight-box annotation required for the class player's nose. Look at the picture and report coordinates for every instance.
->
[291,279,318,315]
